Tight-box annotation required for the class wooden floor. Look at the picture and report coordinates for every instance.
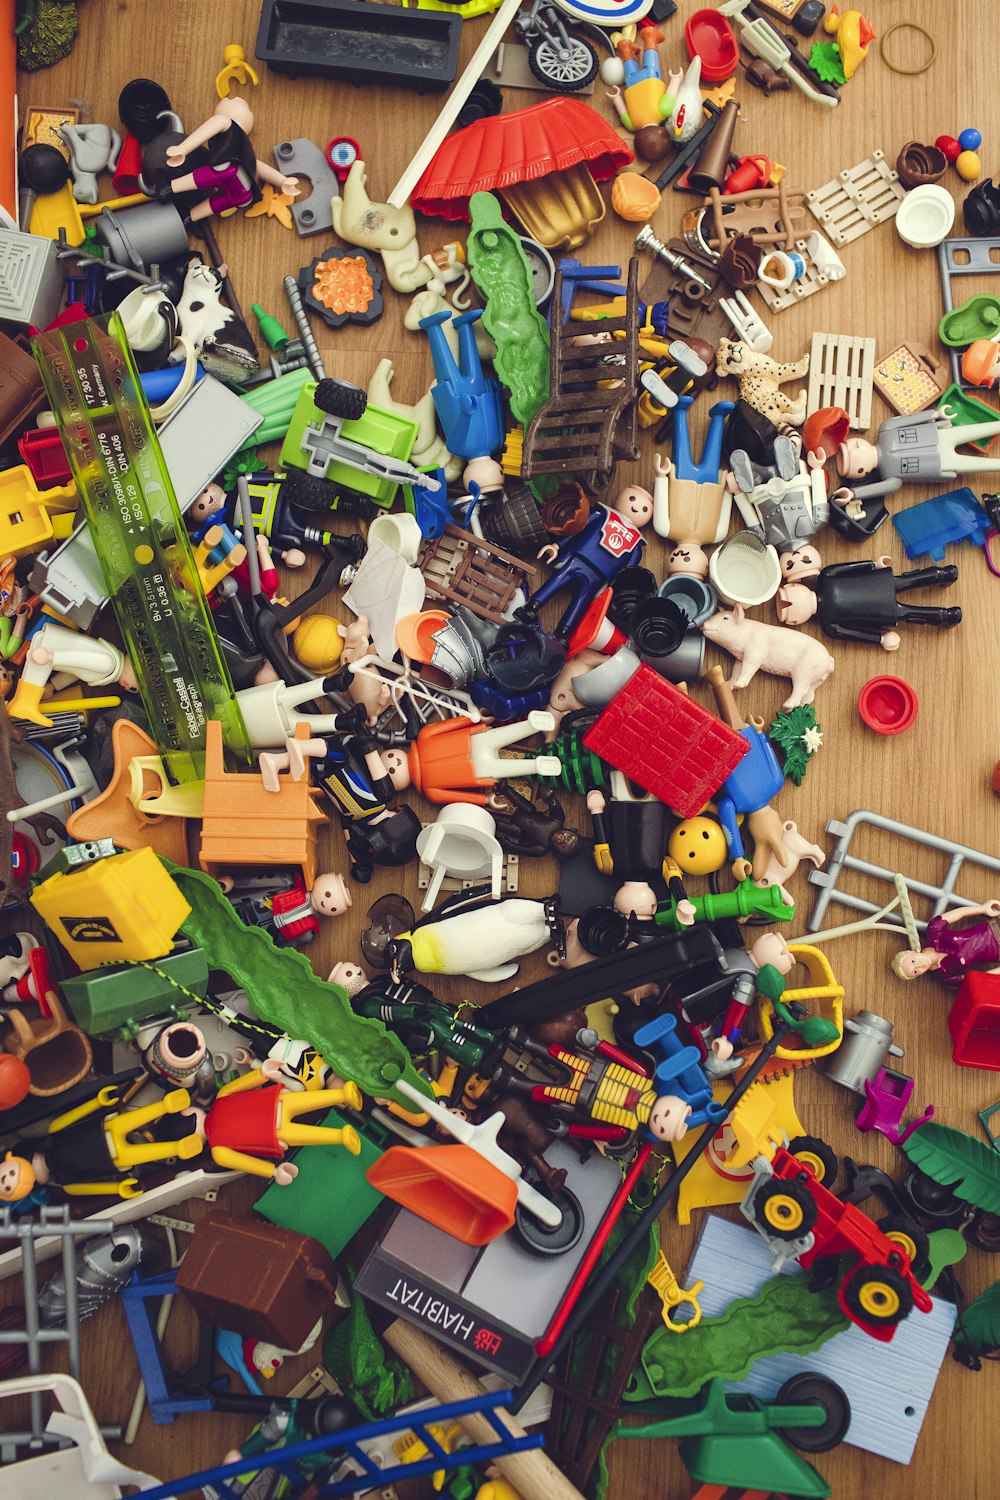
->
[10,0,1000,1495]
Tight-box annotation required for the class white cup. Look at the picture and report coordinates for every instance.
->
[367,511,423,566]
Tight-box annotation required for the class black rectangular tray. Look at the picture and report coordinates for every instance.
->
[256,0,463,91]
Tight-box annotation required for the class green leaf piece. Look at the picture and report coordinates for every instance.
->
[954,1277,1000,1355]
[902,1121,1000,1213]
[625,1272,848,1403]
[768,705,821,786]
[809,41,847,84]
[467,192,551,429]
[924,1227,968,1288]
[163,860,427,1100]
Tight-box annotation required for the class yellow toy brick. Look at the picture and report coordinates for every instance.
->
[30,848,191,970]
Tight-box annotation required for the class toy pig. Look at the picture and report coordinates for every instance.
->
[701,604,834,709]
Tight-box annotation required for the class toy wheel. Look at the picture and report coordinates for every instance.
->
[314,378,368,422]
[751,1178,818,1242]
[878,1214,931,1280]
[842,1262,913,1329]
[903,1164,963,1221]
[514,1186,584,1257]
[528,34,599,92]
[360,894,415,968]
[966,1209,1000,1253]
[775,1374,852,1453]
[787,1135,838,1190]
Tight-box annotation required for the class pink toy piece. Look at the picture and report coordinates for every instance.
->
[855,1066,934,1146]
[701,603,835,709]
[756,819,825,904]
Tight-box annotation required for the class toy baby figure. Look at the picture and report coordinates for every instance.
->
[166,97,299,222]
[892,901,1000,986]
[777,551,962,648]
[605,20,681,160]
[519,486,653,642]
[200,1060,363,1183]
[395,710,563,807]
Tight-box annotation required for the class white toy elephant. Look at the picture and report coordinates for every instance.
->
[331,161,431,294]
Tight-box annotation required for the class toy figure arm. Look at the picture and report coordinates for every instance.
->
[209,1145,277,1178]
[653,457,672,538]
[215,1066,268,1098]
[935,902,1000,925]
[822,619,886,646]
[716,794,743,858]
[256,161,300,197]
[596,1038,651,1075]
[166,112,229,165]
[817,560,875,578]
[850,475,902,501]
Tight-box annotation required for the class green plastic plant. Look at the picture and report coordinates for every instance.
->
[954,1278,1000,1360]
[467,192,551,429]
[163,860,427,1100]
[768,705,822,786]
[902,1121,1000,1214]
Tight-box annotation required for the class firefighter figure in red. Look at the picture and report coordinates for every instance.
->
[269,872,353,946]
[517,485,654,641]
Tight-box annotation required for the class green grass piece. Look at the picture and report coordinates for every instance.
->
[163,860,427,1101]
[809,41,846,83]
[768,705,821,786]
[625,1273,848,1403]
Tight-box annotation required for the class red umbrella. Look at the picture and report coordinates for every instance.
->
[412,96,634,221]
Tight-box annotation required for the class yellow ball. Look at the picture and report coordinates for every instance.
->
[668,815,727,875]
[956,150,982,182]
[292,613,344,673]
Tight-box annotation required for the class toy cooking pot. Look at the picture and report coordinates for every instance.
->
[656,573,717,626]
[367,511,423,566]
[629,597,688,660]
[709,529,782,607]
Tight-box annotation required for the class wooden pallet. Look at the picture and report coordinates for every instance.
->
[523,259,639,495]
[807,332,876,430]
[806,149,906,246]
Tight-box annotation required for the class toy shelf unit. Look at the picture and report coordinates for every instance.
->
[522,260,639,496]
[256,0,463,90]
[807,333,875,431]
[807,810,1000,936]
[806,149,906,247]
[937,235,1000,392]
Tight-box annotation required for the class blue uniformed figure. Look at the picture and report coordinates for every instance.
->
[420,308,504,463]
[518,486,654,641]
[716,726,785,874]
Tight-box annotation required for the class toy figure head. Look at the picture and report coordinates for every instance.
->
[118,657,140,694]
[667,542,708,578]
[188,482,226,528]
[749,930,794,976]
[217,96,254,135]
[327,960,368,995]
[634,124,670,162]
[780,545,822,582]
[614,485,654,527]
[311,873,352,918]
[961,339,1000,388]
[669,816,727,875]
[0,1152,34,1202]
[463,456,504,497]
[775,582,818,625]
[891,947,941,980]
[0,663,13,701]
[836,436,879,479]
[382,748,411,791]
[646,1092,691,1143]
[614,881,657,921]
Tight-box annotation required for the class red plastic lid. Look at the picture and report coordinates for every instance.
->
[858,676,919,735]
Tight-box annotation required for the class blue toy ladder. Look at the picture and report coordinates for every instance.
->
[131,1390,544,1498]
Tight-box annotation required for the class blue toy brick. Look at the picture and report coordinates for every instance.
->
[892,486,992,561]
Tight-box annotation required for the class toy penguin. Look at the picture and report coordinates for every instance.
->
[371,889,563,984]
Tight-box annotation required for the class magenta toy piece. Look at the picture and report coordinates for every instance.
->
[855,1066,934,1145]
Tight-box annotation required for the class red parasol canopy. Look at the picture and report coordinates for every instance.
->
[411,96,634,221]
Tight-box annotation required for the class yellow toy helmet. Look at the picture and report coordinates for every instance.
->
[668,815,727,875]
[292,613,344,674]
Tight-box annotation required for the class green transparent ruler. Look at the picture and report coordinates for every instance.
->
[32,314,249,781]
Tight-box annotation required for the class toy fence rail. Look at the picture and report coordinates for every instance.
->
[0,1206,115,1447]
[807,810,1000,934]
[131,1390,544,1500]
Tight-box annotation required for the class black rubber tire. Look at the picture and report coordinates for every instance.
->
[314,377,368,422]
[878,1213,931,1281]
[514,1186,584,1257]
[841,1261,913,1330]
[903,1164,964,1221]
[528,33,599,91]
[750,1177,818,1242]
[776,1373,852,1453]
[280,468,338,514]
[787,1135,839,1191]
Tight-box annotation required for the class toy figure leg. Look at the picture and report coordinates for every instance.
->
[279,1082,363,1117]
[104,1087,201,1169]
[419,310,462,387]
[893,564,959,593]
[894,604,963,627]
[937,421,1000,470]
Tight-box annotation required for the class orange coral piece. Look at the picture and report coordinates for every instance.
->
[312,256,376,315]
